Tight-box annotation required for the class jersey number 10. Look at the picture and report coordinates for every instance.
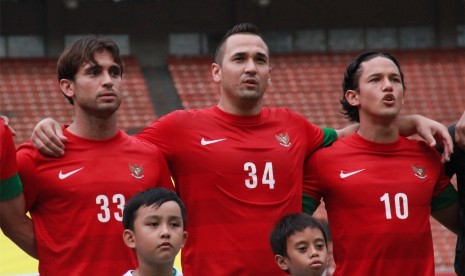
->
[380,192,409,220]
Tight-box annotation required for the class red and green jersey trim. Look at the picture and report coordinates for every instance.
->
[0,173,22,200]
[431,183,458,212]
[321,127,337,148]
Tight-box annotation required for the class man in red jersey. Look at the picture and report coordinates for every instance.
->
[132,23,341,275]
[10,36,173,275]
[303,52,459,275]
[0,120,36,258]
[30,25,453,275]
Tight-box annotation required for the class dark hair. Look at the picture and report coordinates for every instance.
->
[123,188,187,231]
[214,22,266,65]
[57,35,124,105]
[270,213,328,260]
[340,51,405,122]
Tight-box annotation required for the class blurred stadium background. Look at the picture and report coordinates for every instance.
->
[1,0,464,274]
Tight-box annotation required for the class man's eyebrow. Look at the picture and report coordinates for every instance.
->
[83,63,101,70]
[366,72,400,78]
[110,64,122,70]
[256,52,268,58]
[231,52,246,57]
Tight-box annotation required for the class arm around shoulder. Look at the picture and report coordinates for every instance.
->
[397,115,453,163]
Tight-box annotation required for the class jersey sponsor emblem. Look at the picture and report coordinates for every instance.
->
[275,132,291,147]
[129,164,144,179]
[200,137,226,146]
[339,169,365,179]
[58,167,84,179]
[411,164,427,179]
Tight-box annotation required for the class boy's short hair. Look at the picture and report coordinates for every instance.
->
[123,187,186,231]
[270,213,328,258]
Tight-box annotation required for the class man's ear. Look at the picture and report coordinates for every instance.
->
[345,89,360,107]
[181,231,188,248]
[274,255,290,272]
[267,66,272,85]
[123,229,136,249]
[211,63,221,83]
[60,79,75,98]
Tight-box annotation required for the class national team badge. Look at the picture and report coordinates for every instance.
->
[411,164,427,179]
[275,132,291,147]
[129,164,144,179]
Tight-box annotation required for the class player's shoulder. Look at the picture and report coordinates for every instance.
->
[157,107,208,123]
[400,136,435,151]
[16,142,40,163]
[266,106,300,116]
[309,134,353,159]
[0,119,5,135]
[400,136,442,159]
[0,119,14,138]
[121,131,162,151]
[17,142,36,153]
[265,107,313,123]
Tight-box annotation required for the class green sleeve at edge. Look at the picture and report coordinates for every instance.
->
[431,184,458,213]
[303,194,319,215]
[321,127,337,148]
[0,173,23,201]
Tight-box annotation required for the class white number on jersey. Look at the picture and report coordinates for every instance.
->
[380,192,408,220]
[96,194,126,223]
[244,161,275,189]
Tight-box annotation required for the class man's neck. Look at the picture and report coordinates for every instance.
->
[217,100,262,116]
[357,121,399,143]
[66,115,118,140]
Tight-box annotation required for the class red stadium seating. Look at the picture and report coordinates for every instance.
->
[168,49,465,274]
[0,57,157,145]
[168,49,465,128]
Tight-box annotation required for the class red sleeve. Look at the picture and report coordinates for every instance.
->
[154,148,175,191]
[299,112,324,157]
[16,143,39,211]
[135,111,181,161]
[0,120,18,180]
[303,151,324,205]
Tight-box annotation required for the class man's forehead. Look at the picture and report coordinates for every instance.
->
[224,34,269,55]
[81,57,118,69]
[360,57,400,76]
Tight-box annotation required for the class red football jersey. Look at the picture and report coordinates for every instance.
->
[137,106,332,276]
[0,120,22,200]
[17,128,173,275]
[304,133,454,275]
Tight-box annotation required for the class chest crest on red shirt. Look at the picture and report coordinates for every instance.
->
[275,132,291,147]
[411,164,427,179]
[129,164,144,179]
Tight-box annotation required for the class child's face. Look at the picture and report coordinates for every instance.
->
[276,227,328,276]
[124,201,187,265]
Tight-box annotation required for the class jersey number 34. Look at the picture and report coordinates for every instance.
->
[244,161,275,189]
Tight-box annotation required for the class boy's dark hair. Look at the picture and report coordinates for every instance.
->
[57,35,124,105]
[123,188,186,231]
[340,51,406,122]
[270,213,328,259]
[214,22,266,65]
